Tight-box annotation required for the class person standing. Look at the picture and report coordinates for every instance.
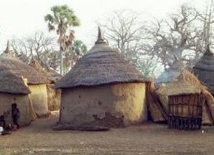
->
[11,103,20,129]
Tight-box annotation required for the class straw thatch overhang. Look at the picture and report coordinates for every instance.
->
[29,58,62,83]
[157,69,202,96]
[157,80,201,96]
[0,67,30,94]
[0,55,48,84]
[193,47,214,93]
[47,69,62,83]
[55,51,147,89]
[55,27,147,89]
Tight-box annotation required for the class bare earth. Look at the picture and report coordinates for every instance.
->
[0,111,214,155]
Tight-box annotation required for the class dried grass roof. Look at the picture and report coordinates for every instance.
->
[0,54,48,84]
[193,47,214,93]
[29,59,62,83]
[193,48,214,71]
[55,32,147,89]
[47,69,62,83]
[157,69,202,96]
[0,67,30,94]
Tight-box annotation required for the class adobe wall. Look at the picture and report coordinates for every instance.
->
[46,84,61,111]
[59,82,147,127]
[28,84,50,117]
[0,93,32,126]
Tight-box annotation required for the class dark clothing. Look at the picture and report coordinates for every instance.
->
[0,115,6,129]
[11,104,20,129]
[12,108,20,118]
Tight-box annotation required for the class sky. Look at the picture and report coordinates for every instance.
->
[0,0,196,52]
[1,0,207,77]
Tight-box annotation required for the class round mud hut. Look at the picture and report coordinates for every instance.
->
[193,46,214,95]
[0,44,50,118]
[0,66,34,127]
[55,28,149,128]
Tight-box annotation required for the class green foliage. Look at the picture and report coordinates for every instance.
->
[44,5,80,33]
[72,40,87,56]
[63,40,87,73]
[44,4,81,74]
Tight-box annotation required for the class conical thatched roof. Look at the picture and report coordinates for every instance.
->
[29,58,49,78]
[55,28,147,89]
[193,46,214,93]
[0,44,48,84]
[0,66,30,94]
[29,59,62,83]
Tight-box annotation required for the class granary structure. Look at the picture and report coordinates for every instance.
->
[55,28,149,128]
[157,69,214,125]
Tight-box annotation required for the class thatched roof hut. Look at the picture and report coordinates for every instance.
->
[0,44,50,118]
[55,28,149,129]
[0,66,30,94]
[193,47,214,94]
[0,55,47,85]
[0,65,34,127]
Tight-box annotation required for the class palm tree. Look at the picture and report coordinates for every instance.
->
[44,5,80,74]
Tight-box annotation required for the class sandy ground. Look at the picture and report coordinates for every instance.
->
[0,111,214,155]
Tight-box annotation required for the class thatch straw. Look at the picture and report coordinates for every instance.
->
[146,77,167,122]
[157,80,201,96]
[55,46,147,89]
[155,69,181,84]
[47,69,62,83]
[0,67,30,94]
[29,59,49,77]
[29,59,62,83]
[193,47,214,93]
[0,54,48,84]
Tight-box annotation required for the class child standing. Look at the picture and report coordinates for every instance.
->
[11,103,20,129]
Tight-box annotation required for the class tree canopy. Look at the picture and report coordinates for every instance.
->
[44,5,80,74]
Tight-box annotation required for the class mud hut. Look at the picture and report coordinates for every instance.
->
[0,66,35,127]
[193,46,214,95]
[29,59,61,111]
[0,43,50,118]
[157,69,214,125]
[55,28,149,128]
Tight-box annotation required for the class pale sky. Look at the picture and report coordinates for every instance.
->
[0,0,200,51]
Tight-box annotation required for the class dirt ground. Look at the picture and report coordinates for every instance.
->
[0,111,214,155]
